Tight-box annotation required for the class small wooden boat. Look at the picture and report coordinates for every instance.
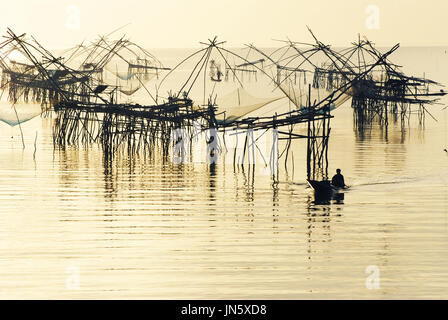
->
[307,179,348,197]
[307,179,333,197]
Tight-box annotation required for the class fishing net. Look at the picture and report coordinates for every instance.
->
[102,53,160,96]
[103,65,157,96]
[279,82,352,111]
[0,102,44,126]
[214,88,283,123]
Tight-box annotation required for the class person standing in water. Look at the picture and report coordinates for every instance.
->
[331,168,346,188]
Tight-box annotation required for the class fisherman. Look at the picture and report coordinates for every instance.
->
[331,168,346,188]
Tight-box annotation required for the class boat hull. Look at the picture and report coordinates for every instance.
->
[307,179,333,197]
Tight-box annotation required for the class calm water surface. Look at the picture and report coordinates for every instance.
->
[0,48,447,299]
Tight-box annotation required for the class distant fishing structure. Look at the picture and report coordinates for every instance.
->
[250,28,445,131]
[0,28,445,199]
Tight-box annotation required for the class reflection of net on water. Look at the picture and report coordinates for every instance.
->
[0,103,44,126]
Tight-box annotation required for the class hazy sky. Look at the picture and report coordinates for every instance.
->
[2,0,447,48]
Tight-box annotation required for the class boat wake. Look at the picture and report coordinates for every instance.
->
[280,171,447,191]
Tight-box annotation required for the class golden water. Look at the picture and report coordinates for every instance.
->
[0,47,447,299]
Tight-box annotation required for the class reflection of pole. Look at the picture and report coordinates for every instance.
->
[325,106,330,180]
[323,105,327,180]
[270,126,279,176]
[306,84,311,180]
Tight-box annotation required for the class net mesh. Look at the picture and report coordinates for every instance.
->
[0,103,43,126]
